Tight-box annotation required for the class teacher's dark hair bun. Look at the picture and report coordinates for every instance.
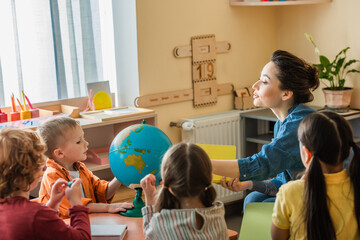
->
[271,50,320,104]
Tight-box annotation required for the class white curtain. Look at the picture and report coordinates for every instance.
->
[0,0,117,107]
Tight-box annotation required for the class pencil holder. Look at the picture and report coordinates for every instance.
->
[9,112,20,121]
[30,108,40,118]
[20,110,31,120]
[0,112,7,123]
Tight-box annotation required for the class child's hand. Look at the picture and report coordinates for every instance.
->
[107,202,134,213]
[65,178,82,207]
[140,174,156,192]
[46,178,67,211]
[221,177,252,192]
[140,174,157,206]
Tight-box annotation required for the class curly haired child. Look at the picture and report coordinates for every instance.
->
[0,128,90,239]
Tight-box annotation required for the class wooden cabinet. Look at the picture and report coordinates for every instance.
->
[230,0,331,6]
[240,108,276,157]
[79,113,157,172]
[79,112,157,203]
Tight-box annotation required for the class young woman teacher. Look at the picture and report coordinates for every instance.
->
[212,50,320,207]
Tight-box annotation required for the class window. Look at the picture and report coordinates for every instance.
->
[0,0,117,107]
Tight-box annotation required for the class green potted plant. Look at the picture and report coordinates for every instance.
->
[305,33,360,112]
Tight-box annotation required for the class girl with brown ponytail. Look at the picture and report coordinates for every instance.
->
[271,111,360,240]
[140,143,228,239]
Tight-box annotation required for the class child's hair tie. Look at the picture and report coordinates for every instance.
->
[163,185,175,195]
[204,184,213,191]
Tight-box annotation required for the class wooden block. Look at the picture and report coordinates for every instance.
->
[192,61,216,82]
[235,89,249,97]
[234,87,255,110]
[193,79,218,107]
[243,96,255,110]
[38,105,80,118]
[191,34,216,63]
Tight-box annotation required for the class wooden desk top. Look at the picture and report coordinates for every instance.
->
[64,213,144,240]
[64,212,238,240]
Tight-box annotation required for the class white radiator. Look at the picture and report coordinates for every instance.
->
[181,110,245,204]
[181,110,242,158]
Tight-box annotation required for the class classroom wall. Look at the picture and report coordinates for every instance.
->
[276,0,360,108]
[128,0,360,144]
[135,0,277,143]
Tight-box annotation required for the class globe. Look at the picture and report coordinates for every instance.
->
[109,122,172,188]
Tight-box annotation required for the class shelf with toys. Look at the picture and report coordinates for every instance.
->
[0,97,157,173]
[230,0,331,6]
[1,95,157,203]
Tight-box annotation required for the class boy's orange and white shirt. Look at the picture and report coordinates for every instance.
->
[39,159,113,218]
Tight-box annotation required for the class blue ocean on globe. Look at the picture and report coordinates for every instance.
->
[109,123,172,187]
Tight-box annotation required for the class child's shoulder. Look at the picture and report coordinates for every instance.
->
[75,161,92,175]
[279,179,304,195]
[4,197,44,213]
[76,161,89,170]
[42,160,69,183]
[45,159,63,170]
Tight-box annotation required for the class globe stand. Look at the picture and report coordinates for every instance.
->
[120,188,145,217]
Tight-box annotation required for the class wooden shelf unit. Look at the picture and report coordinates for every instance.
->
[240,107,360,157]
[77,111,158,203]
[22,96,158,203]
[230,0,331,6]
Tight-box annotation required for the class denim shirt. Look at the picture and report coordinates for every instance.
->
[237,104,316,182]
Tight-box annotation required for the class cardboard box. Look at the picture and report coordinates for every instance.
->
[234,87,256,110]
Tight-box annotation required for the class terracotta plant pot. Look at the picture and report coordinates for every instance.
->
[322,87,353,112]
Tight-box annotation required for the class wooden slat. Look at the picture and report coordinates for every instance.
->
[135,83,233,108]
[135,89,193,108]
[173,41,231,58]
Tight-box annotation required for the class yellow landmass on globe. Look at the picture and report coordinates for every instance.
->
[117,126,144,151]
[135,149,146,154]
[124,154,146,174]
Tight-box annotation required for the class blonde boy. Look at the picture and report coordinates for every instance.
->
[38,116,133,218]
